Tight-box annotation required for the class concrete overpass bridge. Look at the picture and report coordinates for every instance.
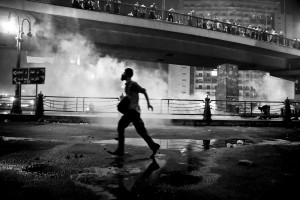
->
[0,0,300,80]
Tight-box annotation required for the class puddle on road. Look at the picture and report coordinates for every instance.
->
[22,163,59,176]
[93,138,254,153]
[71,158,166,200]
[0,136,59,143]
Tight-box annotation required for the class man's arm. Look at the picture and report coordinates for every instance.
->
[142,89,153,111]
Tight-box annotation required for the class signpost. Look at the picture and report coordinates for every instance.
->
[28,68,45,84]
[12,68,29,84]
[12,67,46,98]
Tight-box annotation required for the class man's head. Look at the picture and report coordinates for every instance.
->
[121,68,134,81]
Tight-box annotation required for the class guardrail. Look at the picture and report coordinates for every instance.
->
[43,96,204,115]
[25,0,299,49]
[0,95,36,113]
[1,95,299,118]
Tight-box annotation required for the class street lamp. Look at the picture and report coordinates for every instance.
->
[7,11,32,114]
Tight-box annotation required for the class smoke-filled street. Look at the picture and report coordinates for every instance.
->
[0,121,299,200]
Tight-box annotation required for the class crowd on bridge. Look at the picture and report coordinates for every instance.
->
[292,38,300,49]
[70,0,297,48]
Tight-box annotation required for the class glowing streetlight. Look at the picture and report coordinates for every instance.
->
[6,11,32,114]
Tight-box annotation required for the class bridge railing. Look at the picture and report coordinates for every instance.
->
[42,96,205,115]
[25,0,298,49]
[210,100,293,117]
[2,95,299,118]
[0,95,36,113]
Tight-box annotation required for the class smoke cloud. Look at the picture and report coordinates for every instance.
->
[29,33,168,99]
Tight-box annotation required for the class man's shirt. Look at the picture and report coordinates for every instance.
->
[125,81,145,113]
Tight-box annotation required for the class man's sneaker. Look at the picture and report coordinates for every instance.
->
[150,143,160,158]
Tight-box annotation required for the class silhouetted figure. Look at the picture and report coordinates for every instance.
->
[107,68,160,158]
[283,97,291,122]
[113,0,121,14]
[79,0,85,9]
[35,91,44,125]
[86,0,95,10]
[71,0,80,8]
[133,2,140,17]
[167,8,175,22]
[258,105,270,119]
[140,4,146,18]
[149,3,157,19]
[187,10,194,26]
[104,0,111,12]
[94,0,100,11]
[203,95,211,121]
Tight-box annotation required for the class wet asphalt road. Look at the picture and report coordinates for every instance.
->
[0,121,300,200]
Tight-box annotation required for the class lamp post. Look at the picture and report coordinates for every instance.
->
[8,11,32,114]
[265,15,272,31]
[283,0,286,37]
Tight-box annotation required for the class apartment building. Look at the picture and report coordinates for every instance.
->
[192,67,217,99]
[238,70,267,100]
[168,64,191,98]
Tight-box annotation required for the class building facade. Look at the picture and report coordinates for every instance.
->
[238,70,267,101]
[168,64,191,98]
[192,67,217,99]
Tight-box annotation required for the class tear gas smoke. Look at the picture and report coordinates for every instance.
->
[34,33,168,98]
[244,72,294,101]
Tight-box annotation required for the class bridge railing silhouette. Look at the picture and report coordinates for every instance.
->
[2,95,299,118]
[26,0,298,49]
[37,96,300,118]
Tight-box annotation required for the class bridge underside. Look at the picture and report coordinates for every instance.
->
[0,1,300,79]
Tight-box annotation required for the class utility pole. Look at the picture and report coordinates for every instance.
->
[162,0,165,10]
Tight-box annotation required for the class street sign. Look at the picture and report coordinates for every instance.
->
[12,68,29,84]
[29,68,45,84]
[12,67,46,85]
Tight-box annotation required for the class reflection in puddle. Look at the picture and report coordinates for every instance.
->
[71,158,165,200]
[93,138,254,152]
[94,138,218,152]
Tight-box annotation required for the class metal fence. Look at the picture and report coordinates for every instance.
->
[1,95,299,117]
[0,95,36,113]
[43,96,205,115]
[25,0,299,49]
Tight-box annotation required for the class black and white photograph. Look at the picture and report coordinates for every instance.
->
[0,0,300,199]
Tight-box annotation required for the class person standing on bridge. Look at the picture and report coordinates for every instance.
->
[107,68,160,158]
[140,4,146,18]
[149,3,157,19]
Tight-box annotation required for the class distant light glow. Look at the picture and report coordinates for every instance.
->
[1,20,18,34]
[76,55,80,66]
[211,70,218,76]
[89,73,95,80]
[10,97,15,102]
